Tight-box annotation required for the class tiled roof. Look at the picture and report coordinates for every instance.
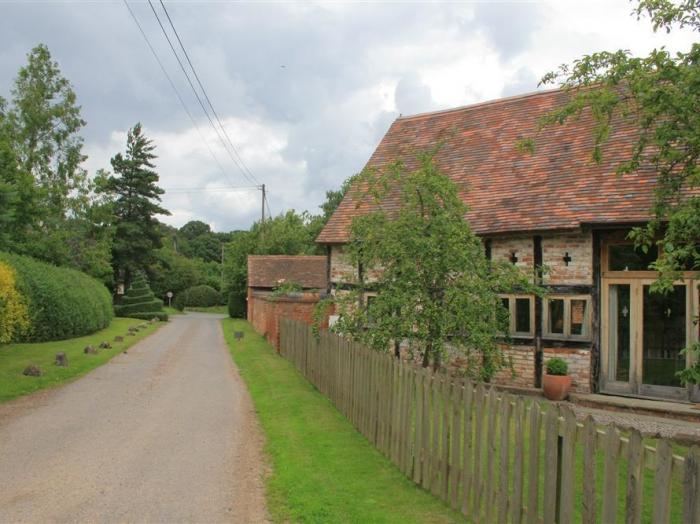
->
[247,255,327,289]
[317,89,656,244]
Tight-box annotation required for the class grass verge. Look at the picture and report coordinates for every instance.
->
[186,305,228,314]
[222,319,464,523]
[0,317,163,403]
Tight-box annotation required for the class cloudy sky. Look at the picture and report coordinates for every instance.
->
[0,1,695,232]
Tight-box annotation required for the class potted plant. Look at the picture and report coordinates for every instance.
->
[542,357,572,401]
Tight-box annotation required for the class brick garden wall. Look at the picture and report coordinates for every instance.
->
[249,291,323,350]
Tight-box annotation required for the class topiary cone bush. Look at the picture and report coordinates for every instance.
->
[114,272,168,321]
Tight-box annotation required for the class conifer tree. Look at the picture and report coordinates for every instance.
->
[100,123,170,286]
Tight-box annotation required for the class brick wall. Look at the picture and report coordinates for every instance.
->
[483,345,591,393]
[542,232,593,285]
[330,245,357,285]
[543,348,591,393]
[490,236,534,281]
[249,291,324,350]
[491,345,537,389]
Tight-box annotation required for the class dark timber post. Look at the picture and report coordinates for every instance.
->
[591,230,602,393]
[534,235,543,388]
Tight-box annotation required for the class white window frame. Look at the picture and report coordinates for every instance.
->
[499,294,535,339]
[543,294,592,341]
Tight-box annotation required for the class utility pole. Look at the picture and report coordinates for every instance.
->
[220,243,224,291]
[261,183,266,223]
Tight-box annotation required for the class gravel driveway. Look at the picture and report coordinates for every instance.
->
[0,313,267,523]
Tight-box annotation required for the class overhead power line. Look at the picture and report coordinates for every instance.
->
[147,0,259,187]
[158,0,261,187]
[163,185,261,194]
[122,0,232,186]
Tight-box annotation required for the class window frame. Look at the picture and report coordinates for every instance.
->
[499,294,535,339]
[542,294,592,341]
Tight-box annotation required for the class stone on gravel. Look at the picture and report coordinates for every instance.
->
[84,345,98,355]
[54,352,68,367]
[22,364,42,376]
[114,336,124,342]
[99,341,112,349]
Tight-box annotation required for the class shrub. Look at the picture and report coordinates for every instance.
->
[114,272,167,321]
[0,252,114,342]
[546,357,568,376]
[173,292,186,311]
[177,285,221,308]
[0,261,30,343]
[228,290,246,318]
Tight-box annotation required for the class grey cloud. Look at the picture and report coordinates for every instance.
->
[395,73,436,116]
[0,1,538,231]
[472,2,542,60]
[501,67,539,97]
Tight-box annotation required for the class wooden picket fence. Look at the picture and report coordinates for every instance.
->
[279,318,700,523]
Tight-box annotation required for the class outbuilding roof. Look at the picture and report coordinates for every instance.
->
[317,89,656,244]
[247,255,327,289]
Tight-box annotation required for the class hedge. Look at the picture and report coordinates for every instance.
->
[228,290,246,318]
[0,252,114,342]
[175,284,222,310]
[114,272,168,321]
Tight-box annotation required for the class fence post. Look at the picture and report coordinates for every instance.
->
[684,446,700,523]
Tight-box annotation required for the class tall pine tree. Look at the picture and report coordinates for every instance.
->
[101,123,169,287]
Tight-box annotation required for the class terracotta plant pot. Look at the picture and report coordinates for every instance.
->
[542,374,573,401]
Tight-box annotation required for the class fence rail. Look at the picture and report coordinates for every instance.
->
[279,318,700,523]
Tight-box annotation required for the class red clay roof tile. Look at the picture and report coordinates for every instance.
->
[247,255,327,289]
[317,89,655,244]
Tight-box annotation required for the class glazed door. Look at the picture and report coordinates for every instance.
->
[601,280,691,400]
[602,281,636,395]
[638,282,688,400]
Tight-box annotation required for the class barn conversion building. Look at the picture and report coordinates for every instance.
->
[317,89,700,403]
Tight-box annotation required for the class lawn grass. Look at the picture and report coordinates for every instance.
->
[0,317,163,403]
[222,319,464,523]
[163,306,183,316]
[186,305,228,314]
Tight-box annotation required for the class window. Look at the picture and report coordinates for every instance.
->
[500,295,535,338]
[543,295,591,340]
[608,244,658,271]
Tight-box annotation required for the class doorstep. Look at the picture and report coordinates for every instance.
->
[569,392,700,423]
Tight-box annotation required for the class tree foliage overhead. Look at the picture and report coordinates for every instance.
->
[326,152,539,379]
[533,0,700,383]
[99,123,169,285]
[0,44,113,283]
[5,43,87,220]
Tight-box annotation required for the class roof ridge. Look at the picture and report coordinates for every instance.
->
[396,87,561,122]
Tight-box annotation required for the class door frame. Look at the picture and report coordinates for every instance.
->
[601,277,698,401]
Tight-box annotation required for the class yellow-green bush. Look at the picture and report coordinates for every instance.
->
[0,261,30,343]
[0,252,114,342]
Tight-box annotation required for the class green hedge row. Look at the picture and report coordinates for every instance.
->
[115,298,164,316]
[0,252,114,342]
[128,311,169,321]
